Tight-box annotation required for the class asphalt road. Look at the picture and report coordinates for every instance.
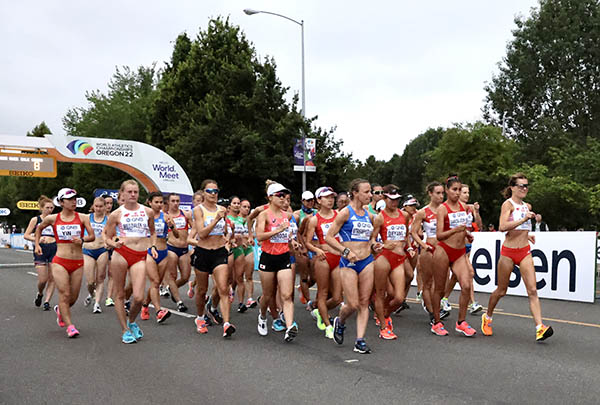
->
[1,248,599,404]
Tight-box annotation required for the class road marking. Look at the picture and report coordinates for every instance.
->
[345,359,359,363]
[27,271,37,276]
[0,263,33,267]
[148,304,195,319]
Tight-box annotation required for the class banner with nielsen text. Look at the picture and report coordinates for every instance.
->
[293,138,316,172]
[412,232,597,303]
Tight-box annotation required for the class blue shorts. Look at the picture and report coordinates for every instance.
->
[307,251,314,260]
[83,247,107,260]
[148,247,169,264]
[167,244,189,257]
[290,254,296,264]
[33,242,56,265]
[339,254,374,274]
[466,243,472,254]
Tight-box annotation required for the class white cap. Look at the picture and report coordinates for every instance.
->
[267,183,291,196]
[376,200,386,211]
[53,188,78,206]
[315,186,336,198]
[301,190,315,200]
[403,194,420,207]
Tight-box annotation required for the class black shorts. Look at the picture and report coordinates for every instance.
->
[258,251,291,273]
[33,242,57,265]
[193,246,228,274]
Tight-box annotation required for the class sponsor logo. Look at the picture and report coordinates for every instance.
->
[95,142,133,158]
[152,162,180,181]
[67,140,93,155]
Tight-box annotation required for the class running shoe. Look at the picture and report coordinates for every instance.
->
[536,324,554,342]
[481,313,493,336]
[202,314,213,327]
[156,309,171,324]
[84,294,92,307]
[379,327,397,340]
[440,309,450,320]
[43,302,50,311]
[374,315,381,327]
[257,313,268,336]
[122,330,137,344]
[429,312,435,326]
[229,287,234,303]
[272,318,286,332]
[393,301,410,315]
[124,300,131,311]
[66,325,79,338]
[195,316,208,334]
[206,303,222,324]
[421,299,428,314]
[325,325,334,339]
[238,303,248,313]
[297,285,307,305]
[187,281,195,299]
[441,297,451,312]
[312,308,326,330]
[93,303,102,314]
[455,321,477,337]
[353,339,372,354]
[284,322,298,342]
[105,297,115,307]
[223,322,236,338]
[333,317,345,345]
[246,298,257,308]
[385,317,393,331]
[177,301,188,313]
[306,300,315,312]
[140,306,150,320]
[128,321,143,340]
[34,293,43,307]
[279,311,286,324]
[416,290,423,302]
[431,322,449,336]
[159,285,170,298]
[54,305,65,328]
[469,301,483,314]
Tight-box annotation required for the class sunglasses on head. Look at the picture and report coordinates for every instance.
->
[373,191,384,195]
[204,188,219,195]
[515,184,529,189]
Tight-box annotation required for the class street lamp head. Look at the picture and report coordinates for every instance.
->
[243,8,260,15]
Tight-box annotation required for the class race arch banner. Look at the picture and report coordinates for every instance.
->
[46,135,193,209]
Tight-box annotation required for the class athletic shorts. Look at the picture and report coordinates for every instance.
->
[167,244,189,257]
[52,256,84,273]
[323,252,340,270]
[258,251,291,273]
[438,241,466,265]
[232,246,244,259]
[83,247,107,260]
[290,254,296,265]
[148,247,169,264]
[33,242,56,265]
[193,246,228,274]
[114,245,147,267]
[501,245,531,266]
[339,254,374,274]
[377,249,406,270]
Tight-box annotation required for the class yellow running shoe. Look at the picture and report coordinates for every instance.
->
[481,313,493,336]
[536,324,553,341]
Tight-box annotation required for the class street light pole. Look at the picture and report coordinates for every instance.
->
[244,8,307,192]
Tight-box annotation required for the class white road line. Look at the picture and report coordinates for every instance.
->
[0,263,33,267]
[148,304,195,319]
[344,359,359,363]
[27,271,37,276]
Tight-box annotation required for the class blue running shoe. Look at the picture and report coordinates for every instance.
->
[272,318,286,332]
[127,321,143,340]
[353,339,371,354]
[122,330,137,344]
[333,316,345,345]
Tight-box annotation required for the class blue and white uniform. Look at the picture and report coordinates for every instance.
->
[148,211,169,263]
[338,205,374,273]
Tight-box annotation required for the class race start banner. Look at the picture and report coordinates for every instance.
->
[293,138,316,172]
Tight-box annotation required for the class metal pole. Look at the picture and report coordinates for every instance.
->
[301,20,306,193]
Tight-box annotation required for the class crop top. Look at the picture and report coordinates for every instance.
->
[379,209,407,242]
[339,205,373,242]
[508,199,532,231]
[117,205,150,238]
[53,212,84,244]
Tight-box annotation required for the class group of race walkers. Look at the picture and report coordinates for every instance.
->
[25,173,553,353]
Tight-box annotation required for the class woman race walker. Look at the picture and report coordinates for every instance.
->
[35,188,95,338]
[431,175,476,337]
[82,197,109,313]
[481,173,553,341]
[240,199,257,308]
[140,192,174,324]
[24,195,56,311]
[191,180,236,338]
[326,179,380,354]
[105,180,158,344]
[255,183,298,342]
[305,186,342,339]
[165,193,192,312]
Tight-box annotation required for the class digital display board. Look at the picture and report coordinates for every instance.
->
[0,152,57,178]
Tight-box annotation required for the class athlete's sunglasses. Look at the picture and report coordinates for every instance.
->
[373,191,384,195]
[515,184,529,189]
[273,192,289,198]
[204,188,219,194]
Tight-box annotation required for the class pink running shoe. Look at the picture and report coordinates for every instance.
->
[455,321,477,337]
[66,325,79,338]
[140,306,150,321]
[54,305,65,328]
[431,322,449,336]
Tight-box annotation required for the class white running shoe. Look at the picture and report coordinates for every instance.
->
[441,297,452,312]
[469,301,483,314]
[93,303,102,313]
[84,294,92,307]
[257,313,268,336]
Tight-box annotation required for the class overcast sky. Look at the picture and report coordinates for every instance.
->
[0,0,539,161]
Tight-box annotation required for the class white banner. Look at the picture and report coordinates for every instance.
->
[412,232,597,303]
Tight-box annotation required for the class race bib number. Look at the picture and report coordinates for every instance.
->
[448,212,468,229]
[91,222,104,238]
[386,224,406,241]
[270,227,290,244]
[512,206,532,231]
[173,216,188,230]
[56,224,81,241]
[351,220,373,241]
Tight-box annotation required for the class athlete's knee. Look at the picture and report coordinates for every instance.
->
[495,287,508,298]
[526,285,538,297]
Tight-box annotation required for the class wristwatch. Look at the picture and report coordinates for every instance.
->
[342,247,350,258]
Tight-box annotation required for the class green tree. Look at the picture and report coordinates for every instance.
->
[483,0,600,160]
[26,121,52,137]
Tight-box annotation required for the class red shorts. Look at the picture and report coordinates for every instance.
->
[52,256,84,274]
[325,252,340,270]
[115,245,147,267]
[377,249,407,270]
[437,241,466,265]
[501,245,531,266]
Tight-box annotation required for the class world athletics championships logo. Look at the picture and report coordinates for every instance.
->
[67,140,93,155]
